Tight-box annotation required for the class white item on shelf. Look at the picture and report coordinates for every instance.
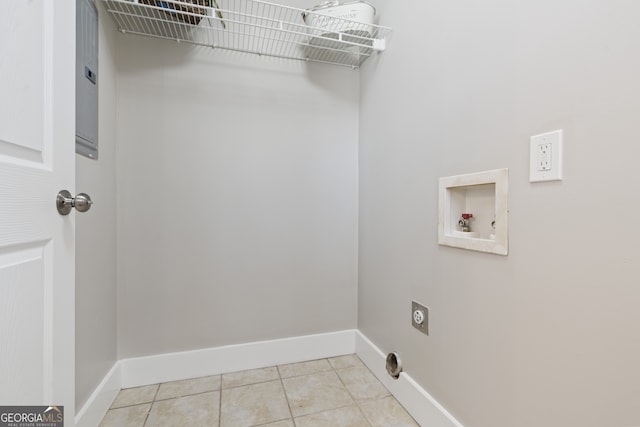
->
[302,1,376,47]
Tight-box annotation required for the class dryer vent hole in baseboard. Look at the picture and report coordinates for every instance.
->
[386,352,402,379]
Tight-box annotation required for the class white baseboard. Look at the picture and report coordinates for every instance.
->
[75,362,122,427]
[355,331,464,427]
[75,329,462,427]
[120,329,357,388]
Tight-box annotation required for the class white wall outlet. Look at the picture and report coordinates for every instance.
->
[530,130,563,182]
[537,143,551,171]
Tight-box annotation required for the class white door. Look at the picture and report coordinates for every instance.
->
[0,0,76,420]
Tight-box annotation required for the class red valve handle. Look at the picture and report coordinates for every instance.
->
[461,213,473,220]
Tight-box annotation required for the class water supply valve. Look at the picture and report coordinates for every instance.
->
[458,213,473,232]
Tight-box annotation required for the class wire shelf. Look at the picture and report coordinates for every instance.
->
[102,0,392,68]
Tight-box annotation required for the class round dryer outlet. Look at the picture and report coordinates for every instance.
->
[413,309,425,325]
[413,310,424,325]
[411,301,429,335]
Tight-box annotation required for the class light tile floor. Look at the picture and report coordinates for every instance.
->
[100,354,419,427]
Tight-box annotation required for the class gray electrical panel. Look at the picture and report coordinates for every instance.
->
[76,0,99,159]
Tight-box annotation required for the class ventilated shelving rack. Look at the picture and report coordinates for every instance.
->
[102,0,392,68]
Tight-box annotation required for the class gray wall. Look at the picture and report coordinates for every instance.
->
[115,36,359,358]
[75,3,118,411]
[359,1,640,427]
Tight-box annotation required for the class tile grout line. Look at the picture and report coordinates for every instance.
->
[152,389,220,402]
[222,378,279,391]
[108,401,154,411]
[109,384,159,410]
[141,384,161,427]
[282,355,373,423]
[352,355,420,427]
[352,354,421,427]
[218,375,223,427]
[332,358,374,427]
[277,364,297,427]
[278,360,334,381]
[283,358,348,421]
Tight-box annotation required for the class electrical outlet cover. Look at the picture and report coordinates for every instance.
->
[411,301,429,335]
[530,130,563,182]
